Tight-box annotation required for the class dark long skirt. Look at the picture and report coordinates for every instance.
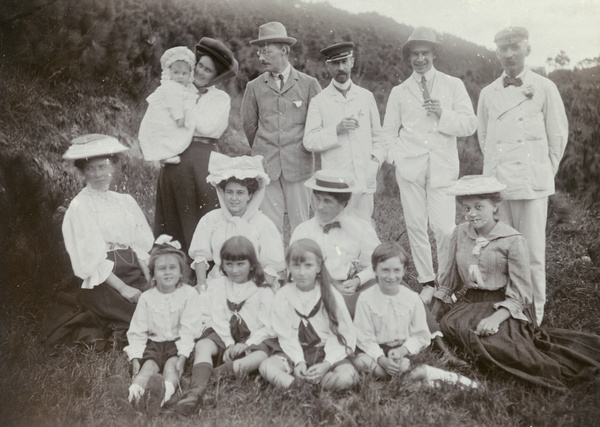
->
[153,140,219,254]
[43,249,149,348]
[439,288,600,390]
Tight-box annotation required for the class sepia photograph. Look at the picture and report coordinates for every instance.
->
[1,0,599,425]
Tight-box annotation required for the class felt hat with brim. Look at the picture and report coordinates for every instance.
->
[447,175,507,196]
[250,22,297,46]
[402,27,441,58]
[304,170,356,193]
[195,37,239,86]
[494,26,529,46]
[207,152,270,188]
[63,134,128,160]
[321,42,354,62]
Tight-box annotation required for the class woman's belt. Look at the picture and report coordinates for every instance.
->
[107,243,129,251]
[192,136,218,145]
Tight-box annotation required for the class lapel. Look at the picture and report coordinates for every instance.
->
[489,72,531,119]
[280,66,298,95]
[263,72,280,94]
[407,74,423,101]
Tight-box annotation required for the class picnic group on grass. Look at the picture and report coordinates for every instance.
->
[52,21,600,417]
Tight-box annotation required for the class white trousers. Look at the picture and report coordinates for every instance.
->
[497,197,548,325]
[346,192,374,223]
[260,176,311,236]
[395,172,456,284]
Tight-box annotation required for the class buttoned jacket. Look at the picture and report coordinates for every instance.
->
[477,69,568,200]
[303,81,386,194]
[382,69,477,188]
[242,66,322,182]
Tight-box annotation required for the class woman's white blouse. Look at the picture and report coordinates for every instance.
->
[124,284,204,360]
[209,277,275,348]
[271,283,356,366]
[62,186,154,289]
[190,85,231,139]
[354,285,431,361]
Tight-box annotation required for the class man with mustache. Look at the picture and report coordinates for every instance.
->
[382,27,477,305]
[242,22,322,236]
[477,27,568,325]
[303,42,386,221]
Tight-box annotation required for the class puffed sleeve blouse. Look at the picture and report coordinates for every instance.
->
[435,221,533,322]
[189,85,231,139]
[62,185,154,289]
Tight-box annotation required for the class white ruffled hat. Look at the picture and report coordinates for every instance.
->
[160,46,196,85]
[206,152,270,187]
[447,175,507,196]
[63,134,128,160]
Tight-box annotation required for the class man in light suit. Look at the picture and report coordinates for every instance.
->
[303,42,386,222]
[382,27,477,303]
[478,27,568,325]
[242,22,322,235]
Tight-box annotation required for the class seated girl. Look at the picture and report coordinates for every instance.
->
[109,236,202,416]
[432,175,600,390]
[176,236,275,415]
[259,239,358,391]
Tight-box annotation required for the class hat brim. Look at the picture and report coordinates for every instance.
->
[63,138,128,160]
[402,39,441,57]
[447,185,507,196]
[304,177,356,193]
[249,36,297,46]
[195,39,239,84]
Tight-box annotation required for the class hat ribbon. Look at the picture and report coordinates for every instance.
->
[316,178,349,189]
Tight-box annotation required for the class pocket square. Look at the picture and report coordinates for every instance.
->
[293,100,302,108]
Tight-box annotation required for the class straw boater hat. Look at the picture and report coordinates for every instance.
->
[446,175,507,196]
[195,37,239,86]
[63,134,128,160]
[320,42,354,62]
[402,27,441,58]
[304,170,357,193]
[206,152,270,188]
[249,22,297,46]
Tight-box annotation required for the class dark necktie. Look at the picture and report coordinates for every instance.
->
[322,221,341,234]
[420,76,431,101]
[295,297,322,348]
[334,84,350,98]
[227,299,251,344]
[278,74,284,90]
[503,76,523,88]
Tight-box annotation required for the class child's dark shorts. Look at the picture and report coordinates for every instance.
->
[141,339,178,369]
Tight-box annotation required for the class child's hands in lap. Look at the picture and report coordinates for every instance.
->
[294,361,308,380]
[378,356,403,376]
[305,362,331,383]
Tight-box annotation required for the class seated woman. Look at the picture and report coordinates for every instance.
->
[188,152,285,289]
[432,175,600,390]
[61,134,154,343]
[292,169,466,368]
[290,170,380,299]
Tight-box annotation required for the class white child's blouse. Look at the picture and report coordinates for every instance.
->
[271,283,356,366]
[209,277,275,348]
[354,285,431,361]
[124,284,204,360]
[62,186,154,289]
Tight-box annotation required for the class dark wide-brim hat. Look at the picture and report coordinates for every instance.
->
[402,27,441,58]
[304,170,356,193]
[195,37,239,86]
[250,21,297,46]
[320,42,354,62]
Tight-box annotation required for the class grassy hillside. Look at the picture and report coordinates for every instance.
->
[1,1,600,425]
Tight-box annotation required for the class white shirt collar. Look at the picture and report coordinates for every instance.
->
[332,78,352,91]
[501,66,529,80]
[272,62,291,83]
[413,67,436,83]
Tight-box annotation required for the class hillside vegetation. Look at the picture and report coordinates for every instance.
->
[1,1,600,425]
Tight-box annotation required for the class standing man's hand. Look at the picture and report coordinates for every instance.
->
[336,116,360,134]
[423,99,442,118]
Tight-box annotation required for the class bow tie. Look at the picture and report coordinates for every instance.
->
[322,221,341,234]
[503,76,523,88]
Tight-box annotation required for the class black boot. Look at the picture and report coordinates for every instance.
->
[432,336,469,369]
[174,362,212,416]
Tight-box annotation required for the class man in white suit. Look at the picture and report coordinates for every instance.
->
[382,27,477,303]
[478,27,568,325]
[304,42,386,221]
